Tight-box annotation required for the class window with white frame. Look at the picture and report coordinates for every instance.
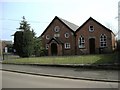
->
[65,43,70,49]
[65,33,70,38]
[46,35,50,40]
[78,36,85,48]
[100,34,107,47]
[89,25,94,32]
[54,26,60,32]
[46,44,49,49]
[54,34,60,38]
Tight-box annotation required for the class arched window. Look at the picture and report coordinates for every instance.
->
[89,25,94,32]
[78,36,85,48]
[100,34,107,47]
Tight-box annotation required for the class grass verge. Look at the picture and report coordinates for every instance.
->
[2,54,117,65]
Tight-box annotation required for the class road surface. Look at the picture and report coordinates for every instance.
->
[2,64,119,81]
[1,70,119,88]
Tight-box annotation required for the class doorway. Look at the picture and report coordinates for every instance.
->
[89,38,95,54]
[51,43,58,56]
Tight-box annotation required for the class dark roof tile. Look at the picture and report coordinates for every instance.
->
[40,16,79,36]
[58,17,79,31]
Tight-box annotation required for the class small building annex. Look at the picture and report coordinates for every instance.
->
[40,16,116,56]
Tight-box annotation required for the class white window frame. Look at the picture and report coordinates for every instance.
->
[65,43,70,49]
[89,25,94,32]
[78,36,85,48]
[54,26,60,32]
[100,34,107,47]
[46,35,50,40]
[54,34,60,38]
[64,33,70,38]
[46,44,49,49]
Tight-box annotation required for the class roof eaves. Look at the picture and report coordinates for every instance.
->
[40,16,57,37]
[76,17,114,34]
[47,37,63,44]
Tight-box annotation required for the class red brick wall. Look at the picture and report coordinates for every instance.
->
[41,18,75,56]
[41,17,115,56]
[76,19,113,54]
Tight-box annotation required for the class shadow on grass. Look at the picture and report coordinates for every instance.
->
[91,53,119,65]
[87,52,120,70]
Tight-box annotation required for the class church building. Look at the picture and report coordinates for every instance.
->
[40,16,116,56]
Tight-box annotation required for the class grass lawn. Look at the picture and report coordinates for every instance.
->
[2,53,117,65]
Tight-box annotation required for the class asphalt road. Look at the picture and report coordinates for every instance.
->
[1,70,119,88]
[2,64,119,81]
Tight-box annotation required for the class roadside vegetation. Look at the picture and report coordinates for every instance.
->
[13,16,45,58]
[2,54,117,65]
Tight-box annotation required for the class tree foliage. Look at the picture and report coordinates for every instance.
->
[14,16,34,57]
[34,37,47,57]
[14,31,23,57]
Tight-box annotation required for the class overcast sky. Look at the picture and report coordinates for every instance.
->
[0,0,119,41]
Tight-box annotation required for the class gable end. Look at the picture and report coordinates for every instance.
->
[40,16,78,37]
[75,17,113,34]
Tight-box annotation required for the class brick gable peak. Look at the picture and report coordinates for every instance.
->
[40,16,79,37]
[75,17,114,34]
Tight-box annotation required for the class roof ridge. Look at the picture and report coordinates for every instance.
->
[58,16,79,26]
[57,16,79,31]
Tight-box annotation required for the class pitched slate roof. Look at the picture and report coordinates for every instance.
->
[40,16,115,37]
[40,16,79,36]
[2,40,12,45]
[58,17,79,31]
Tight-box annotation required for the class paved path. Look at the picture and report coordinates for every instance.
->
[2,64,119,82]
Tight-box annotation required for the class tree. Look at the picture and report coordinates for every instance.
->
[14,31,23,57]
[14,16,34,57]
[34,37,47,57]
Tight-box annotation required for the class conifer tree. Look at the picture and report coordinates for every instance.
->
[14,16,34,57]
